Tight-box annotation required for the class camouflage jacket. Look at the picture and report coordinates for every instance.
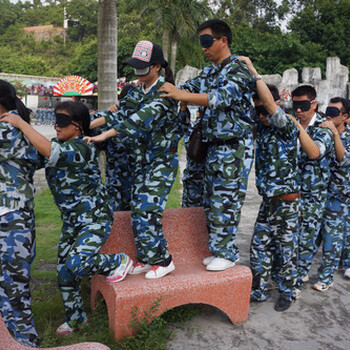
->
[328,124,350,199]
[0,112,39,211]
[43,136,111,216]
[298,113,334,195]
[98,77,182,164]
[181,55,256,141]
[255,107,299,198]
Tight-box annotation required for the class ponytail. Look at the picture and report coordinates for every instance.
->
[15,97,30,123]
[164,66,175,85]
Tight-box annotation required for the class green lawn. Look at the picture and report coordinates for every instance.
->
[30,143,202,349]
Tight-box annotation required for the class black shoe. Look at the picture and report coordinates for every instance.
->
[274,296,292,312]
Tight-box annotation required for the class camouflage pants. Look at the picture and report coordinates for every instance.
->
[204,137,254,261]
[0,209,39,347]
[297,193,327,288]
[182,156,206,208]
[318,194,348,284]
[341,205,350,269]
[250,198,299,302]
[57,207,125,326]
[131,150,178,265]
[105,141,133,212]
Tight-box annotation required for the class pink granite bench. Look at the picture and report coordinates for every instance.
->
[0,313,110,350]
[91,207,252,341]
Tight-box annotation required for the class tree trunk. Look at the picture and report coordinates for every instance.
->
[162,30,170,62]
[170,37,178,74]
[98,0,118,110]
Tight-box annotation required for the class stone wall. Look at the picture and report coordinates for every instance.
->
[175,57,349,112]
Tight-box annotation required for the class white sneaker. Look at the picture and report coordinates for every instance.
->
[106,255,133,283]
[344,268,350,279]
[302,274,309,283]
[145,261,175,279]
[128,261,152,275]
[202,256,215,266]
[56,318,87,335]
[206,257,238,271]
[294,288,302,300]
[313,281,334,292]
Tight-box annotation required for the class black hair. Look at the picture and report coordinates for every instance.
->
[329,97,350,114]
[291,85,316,100]
[253,84,280,102]
[164,65,174,84]
[0,79,31,123]
[55,101,92,136]
[197,19,232,46]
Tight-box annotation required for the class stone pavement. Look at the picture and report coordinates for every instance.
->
[169,148,350,350]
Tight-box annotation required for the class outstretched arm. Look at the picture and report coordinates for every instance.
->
[288,114,320,159]
[0,113,51,157]
[320,120,345,162]
[83,128,118,144]
[237,56,276,116]
[90,116,106,129]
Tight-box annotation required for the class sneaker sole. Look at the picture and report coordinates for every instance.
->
[106,258,133,283]
[128,265,152,275]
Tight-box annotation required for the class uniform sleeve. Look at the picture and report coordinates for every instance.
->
[268,107,299,140]
[46,139,93,168]
[0,123,28,162]
[207,65,256,111]
[339,135,350,166]
[312,128,334,159]
[112,94,177,139]
[181,74,202,93]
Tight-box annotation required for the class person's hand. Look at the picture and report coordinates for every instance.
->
[83,134,107,144]
[320,120,338,136]
[158,83,185,100]
[108,103,119,113]
[0,113,24,128]
[237,56,258,77]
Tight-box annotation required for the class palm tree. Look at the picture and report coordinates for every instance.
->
[97,0,117,110]
[133,0,211,74]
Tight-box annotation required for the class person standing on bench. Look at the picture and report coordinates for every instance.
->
[1,101,132,336]
[158,19,256,271]
[0,80,40,347]
[85,41,181,279]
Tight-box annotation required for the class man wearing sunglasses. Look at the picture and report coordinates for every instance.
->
[292,86,334,295]
[159,19,256,271]
[238,56,318,311]
[315,98,350,290]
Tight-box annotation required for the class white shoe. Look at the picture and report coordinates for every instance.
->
[128,261,152,275]
[56,318,87,335]
[202,256,215,266]
[294,288,302,300]
[313,281,334,292]
[206,257,238,271]
[302,274,309,283]
[344,268,350,279]
[106,255,133,283]
[145,261,175,279]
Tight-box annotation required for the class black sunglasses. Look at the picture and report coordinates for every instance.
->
[199,34,222,48]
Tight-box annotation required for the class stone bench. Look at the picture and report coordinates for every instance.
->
[0,313,110,350]
[90,207,252,341]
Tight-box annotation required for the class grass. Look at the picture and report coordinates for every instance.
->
[30,141,203,349]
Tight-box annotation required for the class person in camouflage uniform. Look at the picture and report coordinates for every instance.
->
[90,85,135,212]
[87,41,181,279]
[159,19,256,271]
[292,86,334,294]
[313,98,350,290]
[1,101,131,336]
[179,106,206,208]
[0,80,40,347]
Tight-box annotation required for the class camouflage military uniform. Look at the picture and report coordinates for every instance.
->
[44,137,126,327]
[102,77,182,265]
[91,113,133,211]
[297,114,334,287]
[179,108,206,208]
[0,118,40,347]
[250,107,299,302]
[182,56,256,261]
[317,124,350,284]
